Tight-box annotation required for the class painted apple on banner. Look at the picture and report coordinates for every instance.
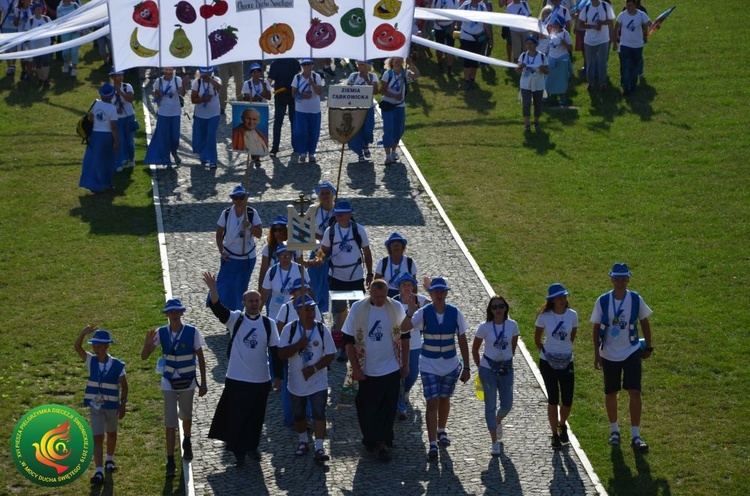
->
[108,0,415,70]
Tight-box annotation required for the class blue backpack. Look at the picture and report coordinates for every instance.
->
[598,290,640,349]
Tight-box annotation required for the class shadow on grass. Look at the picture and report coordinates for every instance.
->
[162,469,187,496]
[523,127,557,156]
[609,445,671,496]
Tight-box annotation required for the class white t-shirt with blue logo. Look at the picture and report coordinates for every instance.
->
[616,10,650,49]
[590,291,652,361]
[224,311,279,383]
[475,318,520,367]
[342,301,406,377]
[535,309,578,360]
[279,320,335,396]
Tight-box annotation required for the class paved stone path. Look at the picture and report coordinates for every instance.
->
[145,67,601,496]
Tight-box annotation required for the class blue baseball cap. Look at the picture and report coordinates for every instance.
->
[384,232,407,248]
[87,330,115,344]
[275,243,289,255]
[290,278,310,291]
[395,272,418,288]
[332,200,353,215]
[314,181,337,196]
[525,35,539,45]
[199,66,215,74]
[609,263,632,277]
[301,58,314,65]
[248,62,263,73]
[229,185,247,198]
[428,277,451,291]
[546,283,569,300]
[294,294,317,309]
[163,298,186,313]
[271,215,288,226]
[99,83,115,98]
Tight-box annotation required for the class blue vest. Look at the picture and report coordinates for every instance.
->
[159,325,197,380]
[598,290,641,348]
[83,355,125,409]
[421,304,459,359]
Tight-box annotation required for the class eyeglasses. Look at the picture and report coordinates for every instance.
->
[232,195,247,201]
[491,304,506,310]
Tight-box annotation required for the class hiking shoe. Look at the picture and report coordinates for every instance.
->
[363,146,371,158]
[105,460,116,471]
[182,437,193,461]
[90,472,104,484]
[378,448,392,462]
[209,163,217,169]
[438,432,451,447]
[308,154,317,163]
[551,434,563,449]
[559,424,569,444]
[70,68,77,77]
[298,154,307,164]
[165,459,176,477]
[314,448,330,462]
[427,444,438,460]
[491,441,501,457]
[631,436,649,454]
[608,431,620,446]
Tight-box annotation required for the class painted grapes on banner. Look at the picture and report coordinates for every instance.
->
[110,0,415,70]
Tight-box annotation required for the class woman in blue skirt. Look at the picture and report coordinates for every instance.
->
[145,68,189,166]
[79,84,119,193]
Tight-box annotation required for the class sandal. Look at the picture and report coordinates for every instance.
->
[427,444,438,460]
[438,432,451,447]
[90,472,104,484]
[313,448,330,462]
[295,442,309,456]
[631,436,649,454]
[105,460,116,472]
[608,431,620,446]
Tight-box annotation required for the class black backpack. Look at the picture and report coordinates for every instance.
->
[76,101,96,145]
[379,256,414,277]
[227,314,273,358]
[287,320,326,353]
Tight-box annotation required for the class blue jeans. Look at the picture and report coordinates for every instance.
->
[397,348,421,413]
[619,45,643,92]
[478,365,514,430]
[584,42,610,87]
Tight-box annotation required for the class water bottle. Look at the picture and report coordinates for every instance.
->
[156,357,165,374]
[475,374,484,401]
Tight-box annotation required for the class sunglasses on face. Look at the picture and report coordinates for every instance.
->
[232,196,247,201]
[491,304,506,310]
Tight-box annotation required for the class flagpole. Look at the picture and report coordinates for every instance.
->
[334,143,345,204]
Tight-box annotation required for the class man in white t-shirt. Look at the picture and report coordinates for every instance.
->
[204,272,284,465]
[613,0,651,96]
[402,277,471,460]
[577,0,615,90]
[278,295,336,462]
[591,263,653,453]
[343,279,409,461]
[211,185,263,311]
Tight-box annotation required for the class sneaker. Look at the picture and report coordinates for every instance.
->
[298,154,307,164]
[551,434,563,449]
[308,154,317,163]
[105,460,116,472]
[358,153,366,163]
[6,66,15,76]
[314,448,330,462]
[70,68,77,77]
[269,149,278,157]
[438,432,451,447]
[491,441,501,457]
[631,436,649,454]
[209,163,217,169]
[295,442,309,457]
[165,459,177,477]
[127,160,135,168]
[62,64,69,74]
[182,437,193,461]
[496,422,503,440]
[427,444,438,460]
[90,472,104,484]
[559,424,569,444]
[362,146,371,158]
[116,166,123,172]
[608,431,620,446]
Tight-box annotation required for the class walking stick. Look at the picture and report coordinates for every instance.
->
[334,142,345,204]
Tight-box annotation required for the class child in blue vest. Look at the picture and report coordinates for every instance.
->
[74,325,128,485]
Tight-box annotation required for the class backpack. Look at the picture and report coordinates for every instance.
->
[227,313,273,358]
[287,320,326,353]
[327,220,363,253]
[76,101,96,145]
[379,256,414,278]
[598,290,640,349]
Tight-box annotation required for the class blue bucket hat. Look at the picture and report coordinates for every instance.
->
[314,181,337,196]
[395,272,418,288]
[109,67,124,76]
[229,185,247,198]
[428,277,451,292]
[163,298,186,313]
[271,215,287,226]
[546,283,569,300]
[99,83,115,98]
[199,66,215,74]
[609,263,632,277]
[525,35,539,45]
[290,278,310,291]
[301,58,314,65]
[87,330,115,344]
[332,200,353,215]
[32,2,44,10]
[384,232,407,248]
[294,294,317,309]
[275,242,289,255]
[248,62,263,74]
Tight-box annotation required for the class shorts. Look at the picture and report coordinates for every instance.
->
[460,39,481,69]
[434,27,455,47]
[33,53,51,68]
[163,388,195,428]
[421,363,462,400]
[90,406,119,436]
[539,359,575,407]
[291,389,327,422]
[602,348,642,394]
[329,277,365,314]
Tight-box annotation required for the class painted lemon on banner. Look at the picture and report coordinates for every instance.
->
[170,24,192,58]
[130,27,159,57]
[373,0,401,20]
[259,23,295,54]
[309,0,339,17]
[340,8,366,37]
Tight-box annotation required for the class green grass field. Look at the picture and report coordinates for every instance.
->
[1,1,749,494]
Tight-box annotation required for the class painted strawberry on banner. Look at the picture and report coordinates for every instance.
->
[133,1,159,28]
[200,0,228,20]
[209,25,238,59]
